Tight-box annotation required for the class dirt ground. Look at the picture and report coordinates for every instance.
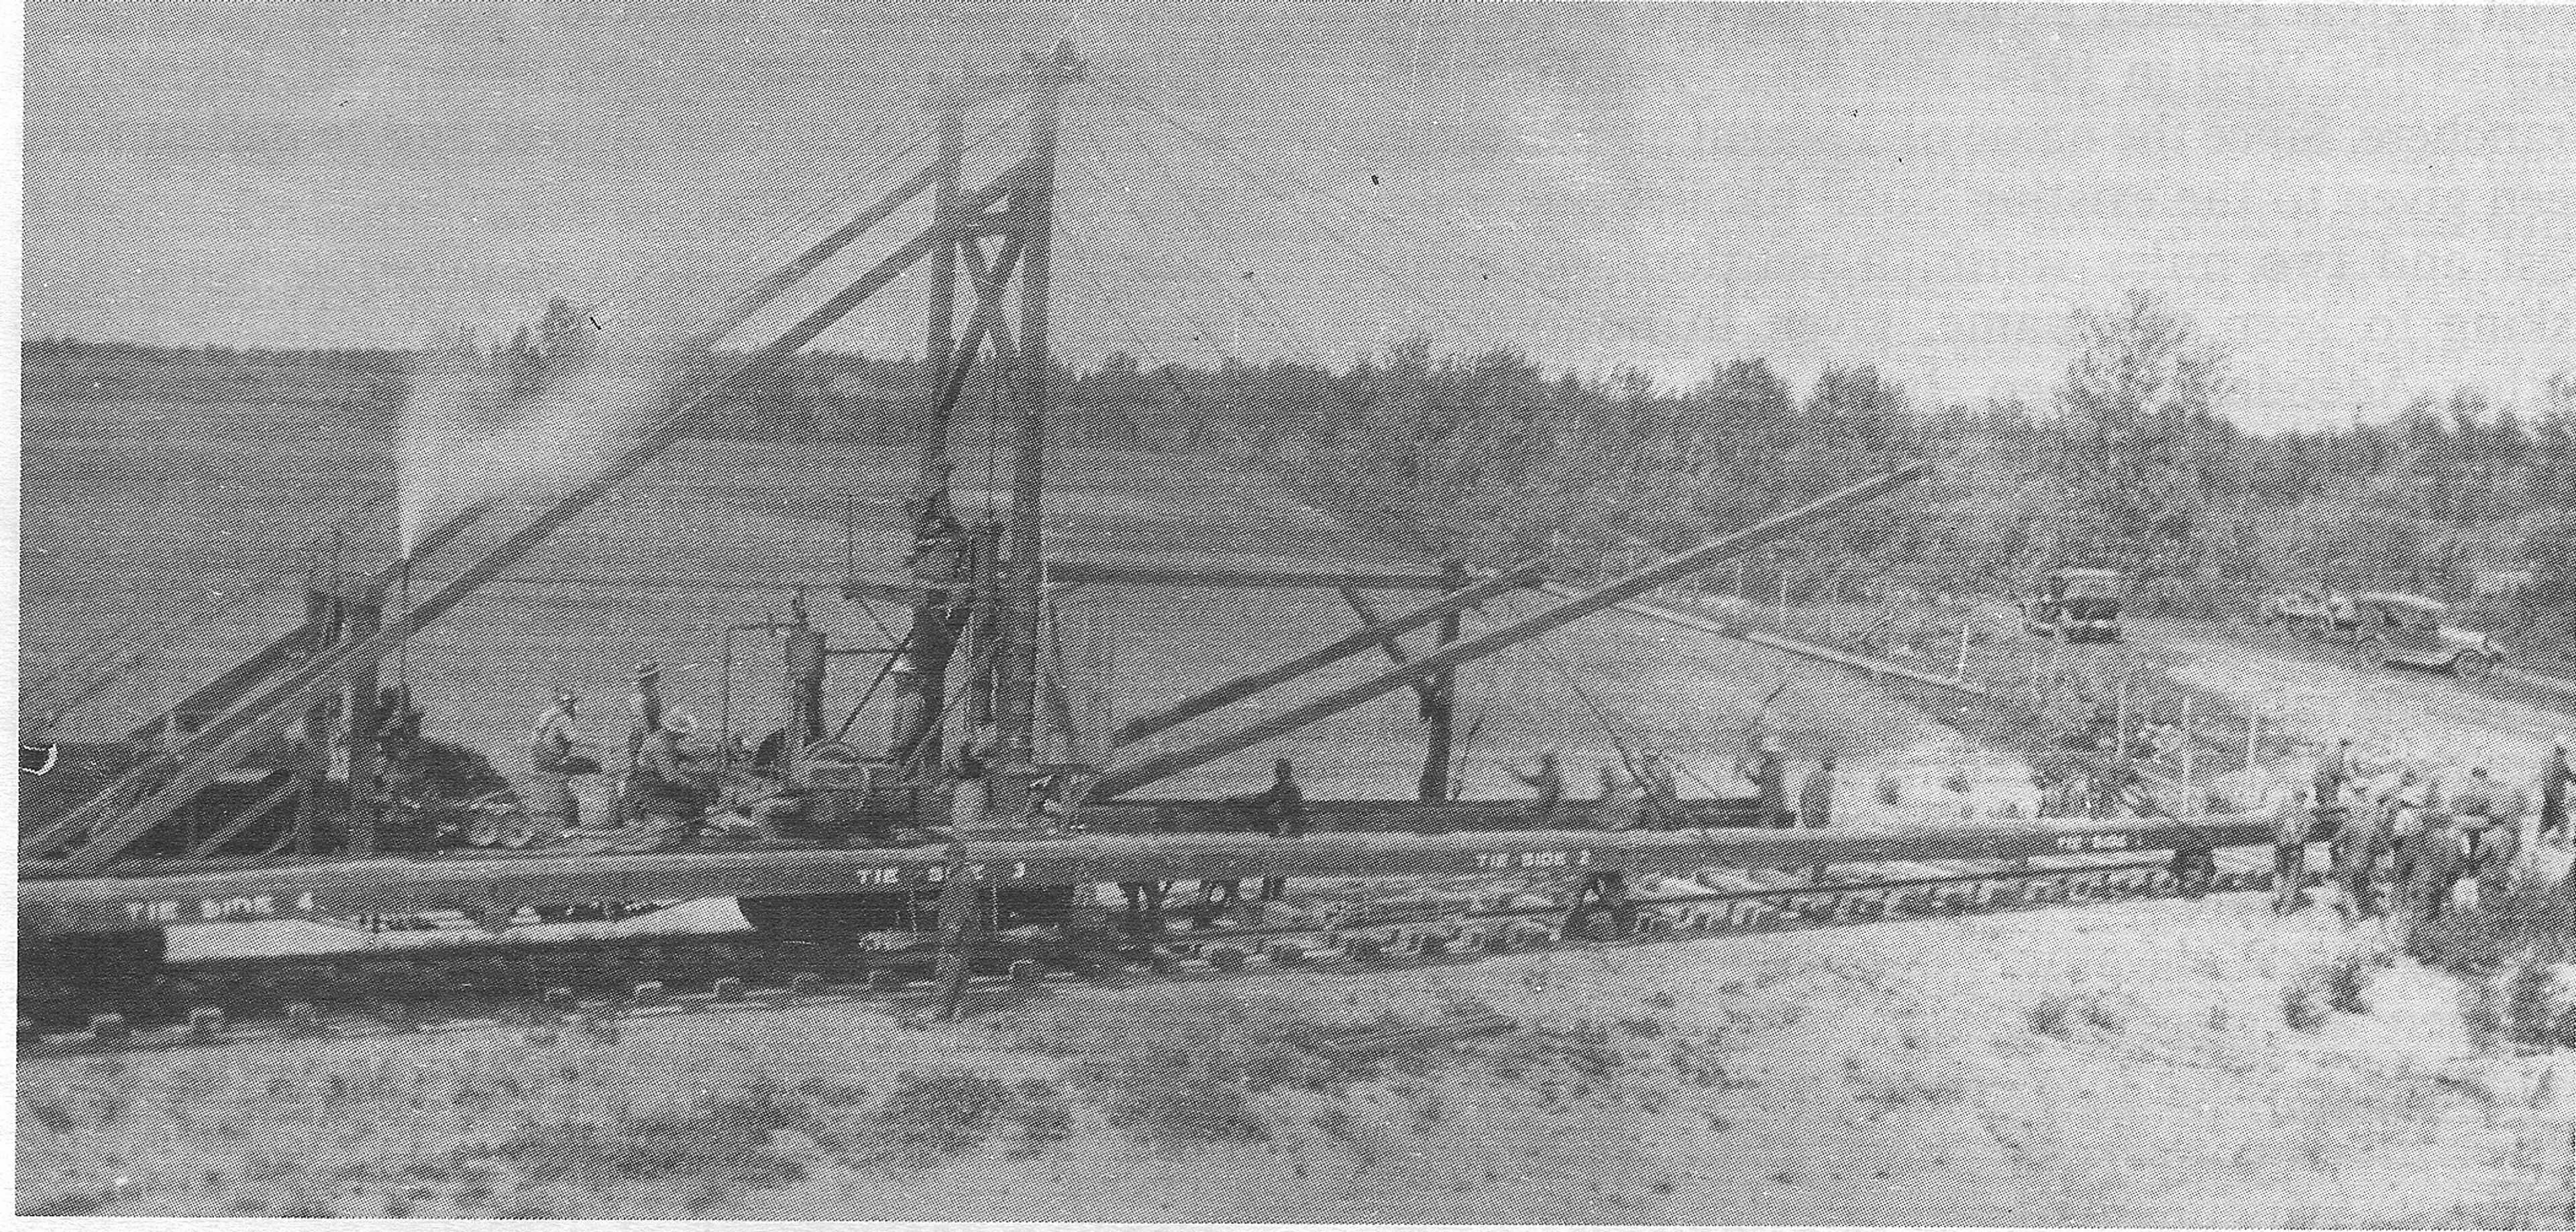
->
[23,889,2572,1223]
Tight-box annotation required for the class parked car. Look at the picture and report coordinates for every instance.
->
[2347,592,2505,677]
[2023,567,2124,643]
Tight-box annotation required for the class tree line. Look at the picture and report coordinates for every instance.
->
[26,290,2576,657]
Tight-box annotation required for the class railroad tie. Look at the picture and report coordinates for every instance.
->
[284,1002,325,1038]
[187,1007,227,1042]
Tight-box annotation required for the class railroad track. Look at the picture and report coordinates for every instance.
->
[19,850,2273,1060]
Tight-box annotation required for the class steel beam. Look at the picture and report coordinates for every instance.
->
[1112,565,1548,747]
[1551,587,1991,696]
[1091,462,1932,799]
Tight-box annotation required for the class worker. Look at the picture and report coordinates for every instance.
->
[1033,770,1084,836]
[1511,751,1566,824]
[2451,767,2525,909]
[2541,737,2571,842]
[2315,736,2354,809]
[599,713,704,853]
[1751,736,1788,828]
[2330,771,2396,921]
[1640,753,1682,825]
[2271,780,2316,915]
[1594,761,1643,831]
[1250,758,1307,901]
[2413,767,2502,921]
[527,690,600,832]
[1798,756,1837,829]
[2387,767,2430,902]
[626,661,665,772]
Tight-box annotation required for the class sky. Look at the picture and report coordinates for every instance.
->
[23,1,2576,429]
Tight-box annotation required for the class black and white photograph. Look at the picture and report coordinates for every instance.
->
[16,1,2576,1223]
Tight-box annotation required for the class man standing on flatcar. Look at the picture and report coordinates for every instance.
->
[1252,758,1307,901]
[1751,736,1789,828]
[1511,750,1566,824]
[1639,753,1681,826]
[527,690,602,834]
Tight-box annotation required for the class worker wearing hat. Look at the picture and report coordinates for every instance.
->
[527,689,602,838]
[627,661,665,774]
[590,710,706,854]
[1750,734,1788,829]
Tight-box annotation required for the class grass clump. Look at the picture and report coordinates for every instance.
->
[861,1071,1016,1166]
[455,1076,817,1193]
[2404,879,2576,976]
[2322,956,2371,1015]
[2025,992,2122,1038]
[2280,985,2326,1032]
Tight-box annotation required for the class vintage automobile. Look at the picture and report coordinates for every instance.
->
[2024,567,2124,643]
[2348,592,2505,677]
[2259,590,2358,639]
